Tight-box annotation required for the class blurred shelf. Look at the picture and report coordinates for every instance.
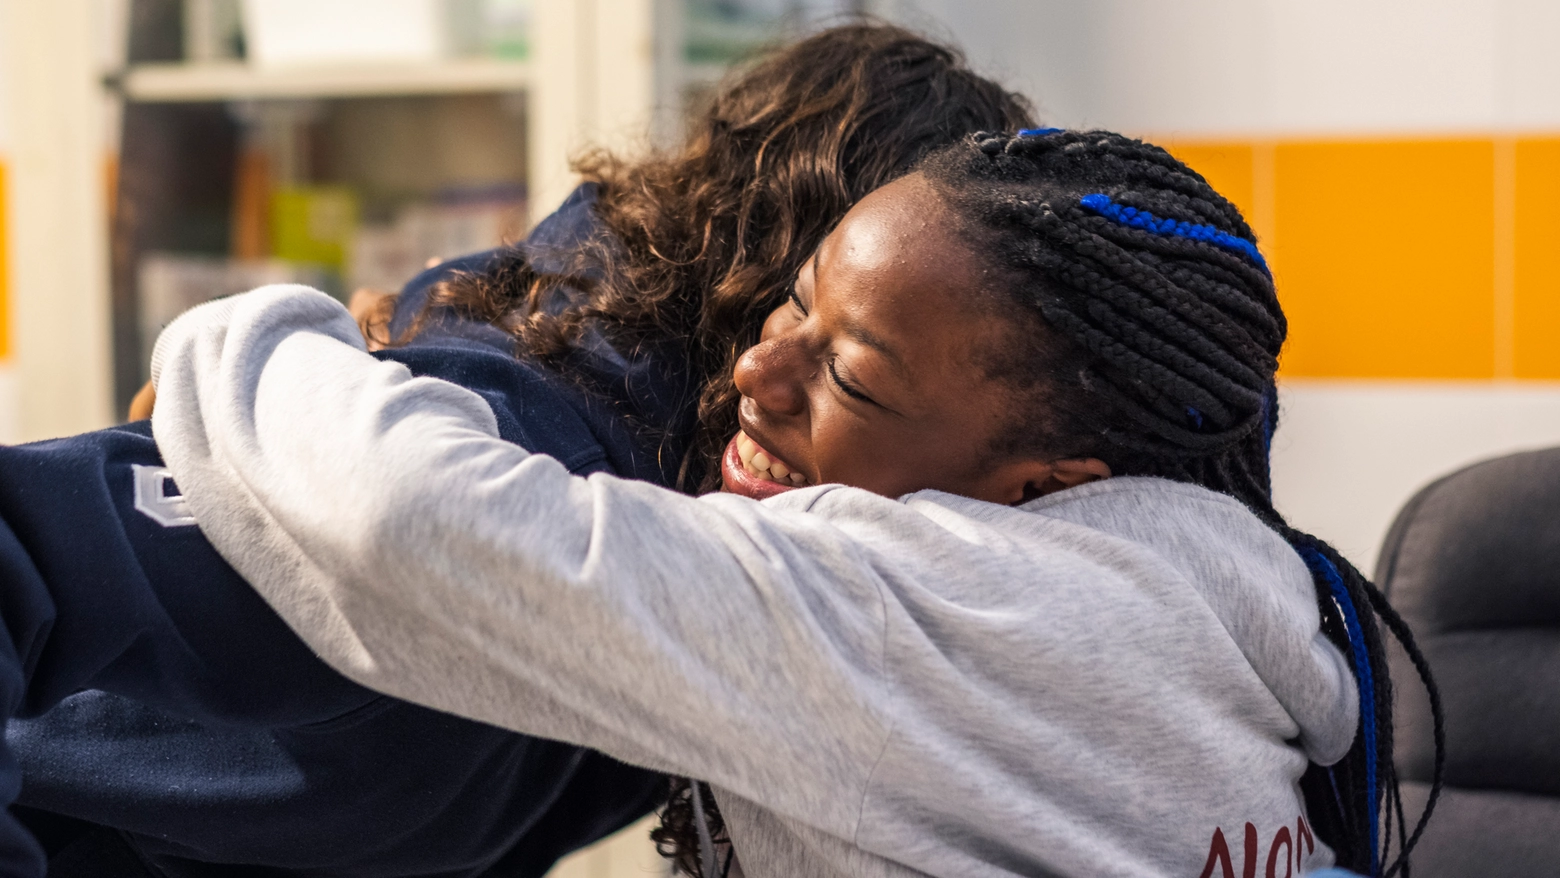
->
[118,58,530,103]
[682,61,732,88]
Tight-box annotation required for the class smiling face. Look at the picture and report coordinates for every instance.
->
[720,173,1110,504]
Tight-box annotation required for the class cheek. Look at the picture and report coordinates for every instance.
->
[758,307,794,343]
[825,413,994,496]
[807,409,918,490]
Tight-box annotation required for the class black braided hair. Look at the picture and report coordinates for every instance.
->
[918,129,1445,877]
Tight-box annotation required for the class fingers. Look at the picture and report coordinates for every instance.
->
[128,380,157,421]
[349,288,399,352]
[348,287,394,321]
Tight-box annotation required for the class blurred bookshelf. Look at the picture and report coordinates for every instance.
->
[104,0,858,414]
[108,0,539,414]
[119,58,530,102]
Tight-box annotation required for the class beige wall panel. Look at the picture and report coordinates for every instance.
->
[0,368,17,444]
[530,0,657,224]
[1,0,113,441]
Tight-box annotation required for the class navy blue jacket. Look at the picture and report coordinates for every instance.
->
[0,188,699,877]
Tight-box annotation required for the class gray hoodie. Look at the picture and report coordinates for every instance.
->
[150,286,1359,878]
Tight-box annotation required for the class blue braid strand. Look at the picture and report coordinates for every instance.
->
[1298,545,1380,877]
[1079,193,1270,274]
[1018,127,1064,137]
[1260,383,1278,457]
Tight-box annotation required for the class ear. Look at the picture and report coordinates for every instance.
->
[1044,457,1113,491]
[977,456,1112,506]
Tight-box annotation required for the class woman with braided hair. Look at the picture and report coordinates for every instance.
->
[148,128,1441,878]
[915,129,1446,877]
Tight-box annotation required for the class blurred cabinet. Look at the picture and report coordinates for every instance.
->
[112,0,547,413]
[108,0,858,412]
[0,1,116,442]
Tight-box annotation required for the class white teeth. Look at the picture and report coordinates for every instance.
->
[734,431,810,488]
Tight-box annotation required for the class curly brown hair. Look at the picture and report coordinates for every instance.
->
[410,20,1033,493]
[405,22,1031,876]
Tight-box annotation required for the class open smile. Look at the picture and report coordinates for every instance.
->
[720,430,810,499]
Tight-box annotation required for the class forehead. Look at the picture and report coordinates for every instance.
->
[814,175,1017,394]
[811,177,1017,408]
[822,175,955,279]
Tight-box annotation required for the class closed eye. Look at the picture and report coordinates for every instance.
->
[787,289,808,316]
[828,358,875,404]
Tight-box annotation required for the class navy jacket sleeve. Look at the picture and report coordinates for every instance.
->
[0,338,673,877]
[0,184,695,876]
[0,419,373,724]
[387,184,698,489]
[389,183,602,343]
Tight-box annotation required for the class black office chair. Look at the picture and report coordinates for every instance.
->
[1375,447,1560,876]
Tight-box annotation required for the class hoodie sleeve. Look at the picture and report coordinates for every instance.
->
[151,285,899,839]
[0,334,668,875]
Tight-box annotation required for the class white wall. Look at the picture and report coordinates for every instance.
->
[887,0,1560,136]
[1273,383,1560,572]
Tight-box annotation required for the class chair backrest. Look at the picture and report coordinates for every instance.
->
[1375,447,1560,877]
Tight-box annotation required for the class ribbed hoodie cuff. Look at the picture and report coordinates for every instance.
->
[149,294,246,389]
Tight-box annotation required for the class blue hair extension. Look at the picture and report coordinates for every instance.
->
[1298,544,1380,876]
[1260,383,1278,456]
[1185,406,1204,430]
[1079,193,1270,274]
[1018,127,1064,137]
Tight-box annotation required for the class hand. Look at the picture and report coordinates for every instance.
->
[349,288,399,352]
[128,380,157,421]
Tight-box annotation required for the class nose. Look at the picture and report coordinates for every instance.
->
[733,336,808,417]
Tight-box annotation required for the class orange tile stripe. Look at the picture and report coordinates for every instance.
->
[1164,137,1560,381]
[0,143,1551,380]
[1513,139,1560,380]
[0,159,9,363]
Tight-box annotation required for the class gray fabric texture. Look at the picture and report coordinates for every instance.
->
[1376,448,1560,875]
[150,286,1359,878]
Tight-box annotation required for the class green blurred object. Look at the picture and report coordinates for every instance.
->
[446,0,532,59]
[270,187,360,273]
[684,0,786,64]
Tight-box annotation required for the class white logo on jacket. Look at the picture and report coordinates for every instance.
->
[133,464,198,528]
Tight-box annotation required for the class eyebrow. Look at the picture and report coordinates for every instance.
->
[839,319,908,376]
[810,247,909,376]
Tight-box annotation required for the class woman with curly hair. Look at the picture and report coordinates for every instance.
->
[0,24,1030,877]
